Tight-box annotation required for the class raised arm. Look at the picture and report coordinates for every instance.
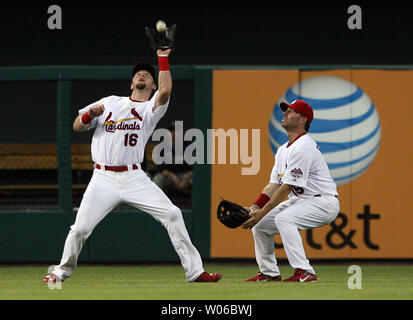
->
[154,49,172,110]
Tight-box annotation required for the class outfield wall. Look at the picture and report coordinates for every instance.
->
[210,68,413,259]
[1,65,412,262]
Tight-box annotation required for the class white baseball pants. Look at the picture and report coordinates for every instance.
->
[252,196,340,276]
[52,166,204,282]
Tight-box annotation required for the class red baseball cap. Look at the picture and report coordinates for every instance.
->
[280,99,314,124]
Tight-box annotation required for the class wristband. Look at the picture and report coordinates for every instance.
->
[81,112,93,125]
[253,193,270,209]
[158,55,170,71]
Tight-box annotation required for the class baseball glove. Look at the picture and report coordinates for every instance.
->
[217,199,250,229]
[145,24,177,53]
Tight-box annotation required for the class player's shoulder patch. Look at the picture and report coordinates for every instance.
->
[290,168,304,178]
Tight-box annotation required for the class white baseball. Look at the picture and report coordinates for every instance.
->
[156,20,167,32]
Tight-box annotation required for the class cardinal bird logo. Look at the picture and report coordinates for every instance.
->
[131,108,143,121]
[104,112,113,123]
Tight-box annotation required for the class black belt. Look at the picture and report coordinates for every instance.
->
[314,194,338,198]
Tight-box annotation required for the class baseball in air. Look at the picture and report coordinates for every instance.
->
[156,20,167,32]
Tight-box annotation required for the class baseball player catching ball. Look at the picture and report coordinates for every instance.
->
[43,49,222,283]
[242,100,339,282]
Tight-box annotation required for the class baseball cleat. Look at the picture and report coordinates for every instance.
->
[244,272,282,282]
[42,274,64,283]
[283,269,317,282]
[194,272,222,282]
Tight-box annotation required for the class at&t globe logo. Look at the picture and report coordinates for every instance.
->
[269,76,381,186]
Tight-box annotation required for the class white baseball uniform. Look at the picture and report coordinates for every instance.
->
[252,133,340,275]
[51,91,205,281]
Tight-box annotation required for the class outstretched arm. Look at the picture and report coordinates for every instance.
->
[154,48,172,110]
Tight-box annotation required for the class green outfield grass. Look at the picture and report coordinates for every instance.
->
[0,263,412,300]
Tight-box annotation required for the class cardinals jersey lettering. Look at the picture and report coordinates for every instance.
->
[78,91,168,166]
[269,134,338,199]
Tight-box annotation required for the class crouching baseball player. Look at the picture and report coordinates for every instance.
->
[242,100,340,282]
[43,47,221,284]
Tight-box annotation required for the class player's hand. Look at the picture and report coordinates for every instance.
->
[247,204,260,216]
[242,209,266,229]
[243,204,260,217]
[157,48,172,57]
[88,104,105,118]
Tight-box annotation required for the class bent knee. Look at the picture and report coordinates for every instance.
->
[274,213,293,227]
[252,219,268,234]
[69,226,92,239]
[169,206,183,223]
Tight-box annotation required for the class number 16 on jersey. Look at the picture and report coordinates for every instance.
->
[124,133,138,146]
